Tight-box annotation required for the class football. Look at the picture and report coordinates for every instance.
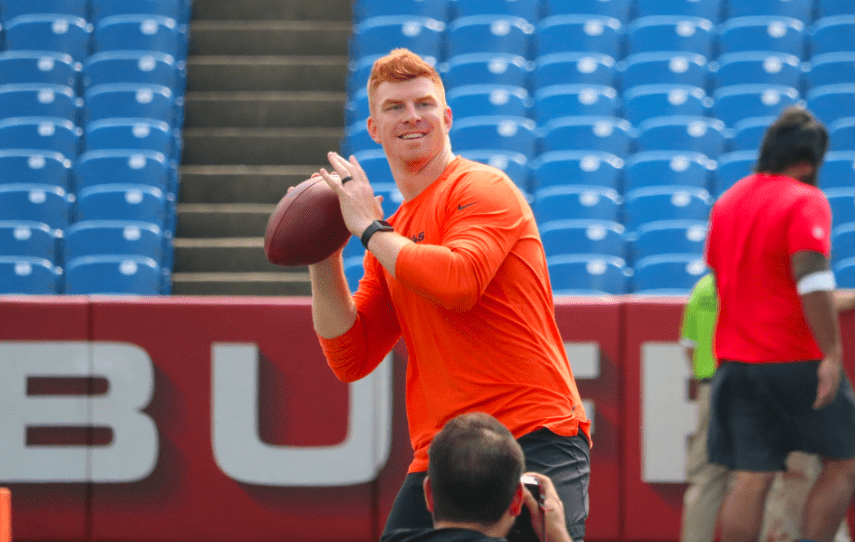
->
[264,176,351,267]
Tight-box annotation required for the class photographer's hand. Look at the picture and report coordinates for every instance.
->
[521,472,573,542]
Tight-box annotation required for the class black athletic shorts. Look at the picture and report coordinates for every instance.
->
[381,429,590,542]
[708,360,855,472]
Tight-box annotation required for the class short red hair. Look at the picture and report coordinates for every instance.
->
[366,48,446,116]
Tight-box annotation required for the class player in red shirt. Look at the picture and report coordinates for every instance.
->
[306,49,591,542]
[705,107,855,542]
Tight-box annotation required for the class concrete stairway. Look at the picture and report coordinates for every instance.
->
[173,0,352,295]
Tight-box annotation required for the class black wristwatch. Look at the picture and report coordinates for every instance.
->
[361,220,394,249]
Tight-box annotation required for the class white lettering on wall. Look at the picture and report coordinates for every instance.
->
[565,341,599,435]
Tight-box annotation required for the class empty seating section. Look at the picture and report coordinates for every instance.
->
[0,0,190,295]
[344,0,855,295]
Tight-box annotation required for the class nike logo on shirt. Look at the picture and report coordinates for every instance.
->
[457,202,478,210]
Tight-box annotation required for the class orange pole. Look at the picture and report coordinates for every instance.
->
[0,488,9,542]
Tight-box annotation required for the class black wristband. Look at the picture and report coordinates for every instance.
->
[360,220,394,249]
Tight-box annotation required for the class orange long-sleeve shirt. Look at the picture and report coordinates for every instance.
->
[319,157,590,473]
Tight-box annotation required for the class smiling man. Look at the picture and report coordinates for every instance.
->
[305,49,591,542]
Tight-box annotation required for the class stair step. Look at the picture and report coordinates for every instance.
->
[179,165,314,204]
[173,237,290,272]
[181,127,343,166]
[176,203,274,238]
[186,56,349,92]
[184,91,346,128]
[171,271,311,296]
[190,0,353,22]
[190,21,351,56]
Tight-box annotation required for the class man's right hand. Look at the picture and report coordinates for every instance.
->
[814,353,842,410]
[521,472,573,542]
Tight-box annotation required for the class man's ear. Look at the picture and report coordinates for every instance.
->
[423,475,435,514]
[509,483,525,517]
[443,105,453,133]
[367,116,381,143]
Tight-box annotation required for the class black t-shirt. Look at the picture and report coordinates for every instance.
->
[381,527,507,542]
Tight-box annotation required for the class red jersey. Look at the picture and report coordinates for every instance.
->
[705,173,832,363]
[318,157,590,473]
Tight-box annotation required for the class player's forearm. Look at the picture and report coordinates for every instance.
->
[836,289,855,313]
[364,230,409,279]
[800,290,842,360]
[308,254,357,339]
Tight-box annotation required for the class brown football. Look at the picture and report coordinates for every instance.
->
[264,177,350,267]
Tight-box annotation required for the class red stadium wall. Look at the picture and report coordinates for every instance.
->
[1,296,853,542]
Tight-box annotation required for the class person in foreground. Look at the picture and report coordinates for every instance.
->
[705,106,855,542]
[381,412,573,542]
[306,48,590,541]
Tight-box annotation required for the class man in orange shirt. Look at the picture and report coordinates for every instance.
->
[308,48,591,541]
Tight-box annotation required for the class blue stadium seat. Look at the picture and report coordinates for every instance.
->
[84,83,177,125]
[347,54,381,94]
[635,0,722,21]
[75,149,174,193]
[0,220,61,262]
[451,0,541,22]
[827,188,855,229]
[829,118,855,151]
[636,116,728,157]
[0,84,79,123]
[84,118,179,163]
[343,255,365,292]
[450,116,538,157]
[456,150,531,193]
[622,84,709,125]
[624,151,715,192]
[832,223,855,265]
[536,15,623,58]
[76,184,174,232]
[836,257,855,288]
[0,150,72,191]
[3,14,92,62]
[534,185,622,222]
[818,0,855,17]
[712,84,800,127]
[533,52,618,89]
[65,219,172,269]
[548,254,629,295]
[633,253,708,295]
[713,52,803,89]
[807,53,855,89]
[620,52,709,90]
[352,149,394,185]
[342,236,364,260]
[540,116,634,154]
[532,150,624,191]
[371,182,406,218]
[626,16,715,57]
[726,0,814,23]
[0,116,81,161]
[83,51,183,90]
[0,51,79,88]
[354,0,449,21]
[354,16,445,62]
[1,0,87,21]
[0,256,62,294]
[92,15,188,58]
[440,53,531,89]
[820,151,855,190]
[624,186,713,231]
[714,150,757,195]
[447,85,531,119]
[344,88,370,127]
[534,84,619,122]
[718,17,807,58]
[730,116,774,152]
[806,84,855,126]
[447,15,535,58]
[544,0,633,23]
[342,123,380,156]
[632,220,708,262]
[65,254,166,295]
[0,183,72,230]
[90,0,192,24]
[810,15,855,56]
[539,219,627,259]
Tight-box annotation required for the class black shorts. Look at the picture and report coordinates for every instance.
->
[708,360,855,472]
[381,429,590,542]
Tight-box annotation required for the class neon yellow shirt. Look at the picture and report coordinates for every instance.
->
[680,273,718,380]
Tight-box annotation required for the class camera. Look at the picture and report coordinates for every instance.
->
[507,475,544,542]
